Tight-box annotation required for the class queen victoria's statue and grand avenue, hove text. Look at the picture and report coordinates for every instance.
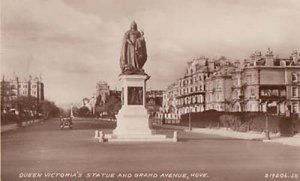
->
[103,21,174,142]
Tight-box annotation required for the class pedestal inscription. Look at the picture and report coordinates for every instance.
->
[128,87,143,105]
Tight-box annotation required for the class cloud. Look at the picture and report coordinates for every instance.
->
[2,0,103,40]
[2,0,300,105]
[1,0,121,103]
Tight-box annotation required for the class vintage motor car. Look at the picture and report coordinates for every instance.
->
[60,117,73,129]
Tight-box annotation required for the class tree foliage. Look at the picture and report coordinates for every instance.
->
[9,96,61,118]
[95,93,121,116]
[77,106,91,117]
[11,96,38,112]
[40,100,61,117]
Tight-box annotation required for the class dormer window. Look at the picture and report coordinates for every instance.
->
[280,60,286,66]
[292,73,298,83]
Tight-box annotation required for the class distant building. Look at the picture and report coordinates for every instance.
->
[95,81,110,106]
[146,90,163,114]
[1,75,44,112]
[82,97,95,113]
[162,83,178,114]
[176,57,209,115]
[231,62,243,112]
[146,90,163,105]
[240,49,300,115]
[205,58,235,111]
[162,49,300,117]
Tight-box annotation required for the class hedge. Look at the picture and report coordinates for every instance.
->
[180,110,300,136]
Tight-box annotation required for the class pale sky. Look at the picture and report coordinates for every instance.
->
[1,0,300,106]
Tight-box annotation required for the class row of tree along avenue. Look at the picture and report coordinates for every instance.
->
[1,75,62,125]
[1,95,61,125]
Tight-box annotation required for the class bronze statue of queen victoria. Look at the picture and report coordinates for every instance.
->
[120,21,147,74]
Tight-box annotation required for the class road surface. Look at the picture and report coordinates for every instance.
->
[1,118,300,181]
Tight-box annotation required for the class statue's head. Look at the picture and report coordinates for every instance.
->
[130,21,137,30]
[140,30,144,36]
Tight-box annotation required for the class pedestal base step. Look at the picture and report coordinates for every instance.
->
[94,130,178,142]
[105,134,174,142]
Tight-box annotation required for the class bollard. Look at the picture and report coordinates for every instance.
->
[99,131,105,142]
[173,131,178,142]
[94,130,99,139]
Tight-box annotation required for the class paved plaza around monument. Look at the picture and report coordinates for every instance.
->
[1,118,300,181]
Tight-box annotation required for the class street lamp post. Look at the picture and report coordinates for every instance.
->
[265,112,270,140]
[188,107,192,131]
[265,102,270,140]
[70,104,74,118]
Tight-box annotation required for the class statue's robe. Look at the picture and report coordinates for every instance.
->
[120,29,141,71]
[136,37,147,69]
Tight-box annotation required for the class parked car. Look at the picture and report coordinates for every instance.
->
[60,117,73,129]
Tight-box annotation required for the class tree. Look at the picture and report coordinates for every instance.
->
[105,94,121,115]
[40,100,61,118]
[95,94,105,116]
[77,106,91,117]
[71,106,79,117]
[224,99,231,112]
[12,97,61,118]
[95,93,121,117]
[11,96,39,112]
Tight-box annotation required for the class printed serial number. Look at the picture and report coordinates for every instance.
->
[265,173,299,179]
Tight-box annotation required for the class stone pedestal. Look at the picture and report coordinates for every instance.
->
[106,74,173,142]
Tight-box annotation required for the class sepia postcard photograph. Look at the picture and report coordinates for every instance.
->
[1,0,300,180]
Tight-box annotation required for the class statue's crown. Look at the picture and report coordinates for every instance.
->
[131,21,137,30]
